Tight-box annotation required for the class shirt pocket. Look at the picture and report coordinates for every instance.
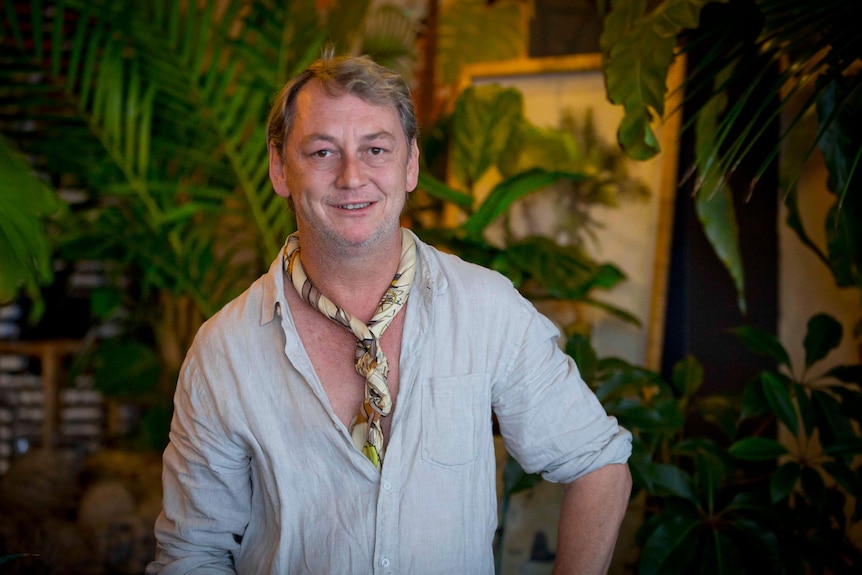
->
[421,373,490,467]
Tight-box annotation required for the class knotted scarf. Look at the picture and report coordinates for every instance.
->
[283,229,416,469]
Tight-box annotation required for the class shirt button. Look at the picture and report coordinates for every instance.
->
[381,557,391,568]
[382,481,392,491]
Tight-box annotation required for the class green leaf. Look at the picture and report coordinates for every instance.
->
[649,462,699,503]
[695,182,746,314]
[728,437,787,461]
[638,510,701,575]
[803,313,843,369]
[449,84,523,192]
[671,354,703,398]
[770,461,801,503]
[601,0,728,160]
[93,340,161,397]
[462,169,588,237]
[90,286,123,320]
[564,333,599,385]
[695,394,739,441]
[731,325,791,367]
[416,173,472,209]
[0,135,63,308]
[824,364,862,386]
[760,371,799,435]
[740,377,770,421]
[811,389,855,446]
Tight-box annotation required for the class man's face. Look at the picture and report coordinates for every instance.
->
[269,80,419,250]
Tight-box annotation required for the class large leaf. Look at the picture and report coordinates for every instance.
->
[728,437,787,461]
[671,354,703,398]
[760,371,799,435]
[731,325,792,368]
[462,169,589,238]
[638,507,702,575]
[0,135,63,310]
[694,72,746,313]
[601,0,727,160]
[449,85,523,192]
[803,313,843,369]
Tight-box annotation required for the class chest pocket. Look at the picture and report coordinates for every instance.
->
[421,373,490,467]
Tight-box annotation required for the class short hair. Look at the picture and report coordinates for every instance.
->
[266,51,418,159]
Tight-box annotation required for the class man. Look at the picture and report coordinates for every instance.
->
[148,53,632,574]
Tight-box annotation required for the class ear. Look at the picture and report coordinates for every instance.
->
[406,138,420,193]
[269,142,291,199]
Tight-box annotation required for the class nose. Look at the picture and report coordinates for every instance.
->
[336,153,367,189]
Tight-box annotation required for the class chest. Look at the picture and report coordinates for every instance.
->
[286,294,405,438]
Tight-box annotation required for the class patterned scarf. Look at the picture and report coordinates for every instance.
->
[283,228,416,469]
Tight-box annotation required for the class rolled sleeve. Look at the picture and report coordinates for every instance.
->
[493,301,632,484]
[148,356,251,575]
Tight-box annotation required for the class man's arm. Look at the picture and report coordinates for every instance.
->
[553,463,632,575]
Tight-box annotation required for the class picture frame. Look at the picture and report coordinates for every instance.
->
[457,53,685,372]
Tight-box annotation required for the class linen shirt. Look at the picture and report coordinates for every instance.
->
[148,231,632,575]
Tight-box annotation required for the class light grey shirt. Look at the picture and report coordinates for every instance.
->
[148,232,632,575]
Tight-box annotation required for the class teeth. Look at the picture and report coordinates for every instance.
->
[342,202,371,210]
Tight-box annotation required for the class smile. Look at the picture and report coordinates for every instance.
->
[339,202,372,210]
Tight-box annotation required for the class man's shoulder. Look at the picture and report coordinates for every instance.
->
[414,234,518,293]
[193,272,272,348]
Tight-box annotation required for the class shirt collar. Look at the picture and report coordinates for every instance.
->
[258,230,448,327]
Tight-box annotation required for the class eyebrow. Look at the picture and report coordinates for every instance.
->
[299,131,398,147]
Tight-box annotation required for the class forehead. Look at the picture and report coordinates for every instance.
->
[291,80,403,140]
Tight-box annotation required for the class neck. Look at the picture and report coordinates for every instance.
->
[295,229,404,321]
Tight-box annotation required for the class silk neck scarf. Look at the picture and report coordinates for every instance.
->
[283,228,416,469]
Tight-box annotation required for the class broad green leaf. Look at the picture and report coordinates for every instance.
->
[731,325,791,367]
[696,394,739,441]
[649,462,699,503]
[811,389,855,446]
[497,121,581,179]
[760,371,799,435]
[803,313,843,369]
[821,461,862,501]
[783,186,832,270]
[416,172,473,209]
[449,85,523,192]
[92,340,161,397]
[463,169,588,237]
[824,364,862,386]
[671,354,703,398]
[822,435,862,458]
[564,333,599,385]
[638,511,701,575]
[728,437,787,461]
[601,0,728,160]
[794,382,814,436]
[695,185,746,314]
[740,377,770,421]
[770,461,801,503]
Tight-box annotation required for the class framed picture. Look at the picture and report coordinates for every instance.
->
[457,53,685,372]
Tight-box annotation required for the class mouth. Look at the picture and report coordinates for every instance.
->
[338,202,372,210]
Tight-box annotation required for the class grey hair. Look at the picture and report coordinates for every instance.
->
[266,49,419,158]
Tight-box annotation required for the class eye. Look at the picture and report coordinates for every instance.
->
[313,149,332,158]
[368,147,385,156]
